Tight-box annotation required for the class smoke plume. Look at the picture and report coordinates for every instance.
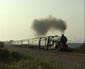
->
[32,16,67,35]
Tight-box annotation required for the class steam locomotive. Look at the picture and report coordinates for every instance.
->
[11,34,68,51]
[45,34,68,50]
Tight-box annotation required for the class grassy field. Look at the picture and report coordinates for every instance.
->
[0,45,85,69]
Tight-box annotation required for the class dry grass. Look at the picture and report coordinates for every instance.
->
[3,45,85,69]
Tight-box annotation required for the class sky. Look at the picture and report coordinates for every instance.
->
[0,0,84,43]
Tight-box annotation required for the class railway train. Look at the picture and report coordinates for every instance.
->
[11,34,68,51]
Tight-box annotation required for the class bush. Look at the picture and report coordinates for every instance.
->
[0,41,4,48]
[60,47,75,52]
[0,49,10,61]
[10,51,22,61]
[0,48,23,62]
[39,62,52,69]
[79,43,85,53]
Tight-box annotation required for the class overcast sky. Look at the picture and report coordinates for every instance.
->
[0,0,84,43]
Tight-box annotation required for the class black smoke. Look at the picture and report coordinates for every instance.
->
[32,16,67,36]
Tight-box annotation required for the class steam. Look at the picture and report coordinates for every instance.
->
[32,16,67,35]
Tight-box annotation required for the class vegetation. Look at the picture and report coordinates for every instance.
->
[79,43,85,53]
[70,43,85,54]
[62,43,85,54]
[0,41,4,48]
[0,48,57,69]
[0,43,85,69]
[0,48,23,62]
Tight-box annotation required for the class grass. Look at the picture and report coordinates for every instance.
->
[0,45,85,69]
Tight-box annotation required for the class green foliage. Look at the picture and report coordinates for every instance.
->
[10,51,22,61]
[0,41,4,48]
[0,48,23,62]
[0,49,10,61]
[80,43,85,49]
[79,43,85,53]
[0,48,57,69]
[0,47,85,69]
